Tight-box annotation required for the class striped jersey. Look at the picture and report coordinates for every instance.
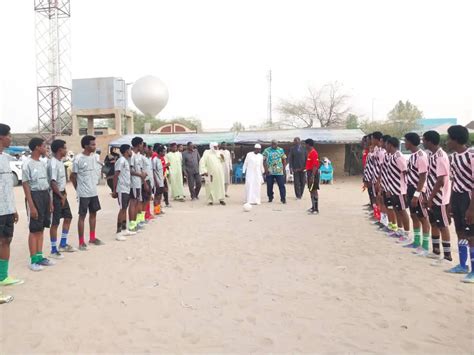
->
[386,150,407,195]
[407,149,428,189]
[450,148,474,195]
[427,148,451,206]
[363,151,375,183]
[380,151,391,192]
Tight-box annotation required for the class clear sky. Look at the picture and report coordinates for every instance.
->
[0,0,473,132]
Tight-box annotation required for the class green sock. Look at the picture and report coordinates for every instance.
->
[413,228,421,247]
[422,233,430,250]
[390,223,397,231]
[0,259,8,281]
[31,255,37,264]
[35,252,43,262]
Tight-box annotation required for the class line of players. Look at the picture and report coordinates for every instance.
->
[363,126,474,283]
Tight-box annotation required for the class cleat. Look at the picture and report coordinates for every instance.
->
[115,234,127,241]
[29,263,44,272]
[396,236,411,244]
[461,272,474,283]
[50,251,64,259]
[58,244,77,253]
[37,258,55,266]
[78,243,88,251]
[431,258,453,267]
[426,252,442,260]
[403,242,417,248]
[445,264,469,274]
[0,276,24,286]
[89,238,105,246]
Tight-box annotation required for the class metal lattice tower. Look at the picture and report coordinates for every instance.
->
[267,69,272,126]
[34,0,71,142]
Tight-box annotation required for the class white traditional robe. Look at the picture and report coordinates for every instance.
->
[220,149,232,185]
[199,150,225,203]
[243,152,264,204]
[166,151,184,199]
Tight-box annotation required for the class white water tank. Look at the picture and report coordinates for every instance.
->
[131,75,169,117]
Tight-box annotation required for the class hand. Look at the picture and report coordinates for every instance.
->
[427,198,433,209]
[166,163,170,167]
[144,183,150,193]
[112,192,118,199]
[13,212,19,223]
[61,196,66,207]
[49,202,54,213]
[30,206,39,220]
[141,172,147,179]
[410,197,418,208]
[386,191,392,198]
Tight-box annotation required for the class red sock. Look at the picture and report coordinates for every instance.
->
[145,202,152,219]
[89,231,96,242]
[79,236,85,245]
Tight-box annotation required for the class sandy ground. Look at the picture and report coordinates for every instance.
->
[0,177,472,354]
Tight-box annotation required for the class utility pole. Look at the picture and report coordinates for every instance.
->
[267,69,272,126]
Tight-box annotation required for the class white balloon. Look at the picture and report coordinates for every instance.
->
[243,203,252,212]
[131,75,169,117]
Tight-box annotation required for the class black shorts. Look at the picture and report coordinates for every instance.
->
[142,181,152,201]
[155,186,164,195]
[0,214,15,238]
[130,187,142,201]
[428,204,450,228]
[450,192,474,236]
[391,194,408,212]
[78,196,101,216]
[382,190,393,208]
[118,193,130,210]
[52,192,73,226]
[307,171,320,191]
[407,185,428,218]
[28,190,51,233]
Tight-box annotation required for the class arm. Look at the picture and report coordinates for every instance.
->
[287,148,293,171]
[199,152,208,176]
[22,182,38,219]
[112,170,120,198]
[70,173,77,190]
[242,154,248,174]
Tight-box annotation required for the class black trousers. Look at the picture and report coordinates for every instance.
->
[266,175,286,202]
[293,170,306,198]
[187,172,202,199]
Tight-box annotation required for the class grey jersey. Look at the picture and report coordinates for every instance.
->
[0,153,16,216]
[72,153,98,198]
[144,156,154,187]
[152,156,164,188]
[22,158,49,191]
[114,156,131,194]
[130,152,145,189]
[47,157,66,192]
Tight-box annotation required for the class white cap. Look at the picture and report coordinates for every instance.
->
[254,144,262,149]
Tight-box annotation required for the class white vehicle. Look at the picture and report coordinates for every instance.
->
[6,155,22,185]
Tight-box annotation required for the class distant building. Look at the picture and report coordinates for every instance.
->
[417,118,457,131]
[151,123,195,134]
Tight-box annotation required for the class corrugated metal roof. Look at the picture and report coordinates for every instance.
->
[108,128,364,146]
[234,128,365,144]
[109,132,236,147]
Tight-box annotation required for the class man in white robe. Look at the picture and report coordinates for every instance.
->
[219,142,232,197]
[200,142,226,205]
[243,144,264,204]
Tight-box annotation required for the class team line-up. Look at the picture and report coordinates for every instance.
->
[362,126,474,284]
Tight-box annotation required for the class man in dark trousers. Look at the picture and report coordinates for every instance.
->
[288,137,307,199]
[182,142,202,200]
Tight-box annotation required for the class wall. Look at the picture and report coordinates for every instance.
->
[59,134,120,160]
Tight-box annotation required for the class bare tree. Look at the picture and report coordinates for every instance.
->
[278,82,351,128]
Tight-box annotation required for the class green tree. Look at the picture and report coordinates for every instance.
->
[359,100,423,138]
[231,121,245,132]
[345,113,359,129]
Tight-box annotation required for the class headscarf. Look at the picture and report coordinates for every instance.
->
[209,142,218,154]
[323,157,330,168]
[254,144,261,149]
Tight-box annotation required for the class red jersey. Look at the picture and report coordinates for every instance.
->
[306,148,319,171]
[362,149,369,168]
[159,155,167,175]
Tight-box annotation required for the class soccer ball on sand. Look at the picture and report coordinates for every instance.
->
[243,203,252,212]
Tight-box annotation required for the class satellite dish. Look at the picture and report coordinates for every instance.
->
[131,75,169,117]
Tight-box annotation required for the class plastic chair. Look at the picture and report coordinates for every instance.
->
[319,163,334,184]
[233,164,244,183]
